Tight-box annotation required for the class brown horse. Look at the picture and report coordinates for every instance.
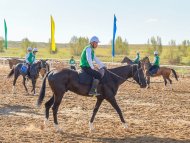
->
[140,56,178,88]
[37,64,147,132]
[7,58,24,69]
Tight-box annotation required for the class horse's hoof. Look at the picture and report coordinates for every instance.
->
[54,124,63,133]
[33,93,38,96]
[89,122,95,132]
[44,118,49,125]
[123,123,128,129]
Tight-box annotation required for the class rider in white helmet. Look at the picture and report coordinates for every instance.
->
[80,36,105,96]
[149,51,160,75]
[25,47,34,77]
[25,47,33,64]
[32,48,38,63]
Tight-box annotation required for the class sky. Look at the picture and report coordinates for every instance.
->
[0,0,190,45]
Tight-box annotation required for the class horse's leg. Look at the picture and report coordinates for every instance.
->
[52,92,64,132]
[43,95,54,128]
[22,76,28,94]
[164,78,167,86]
[146,76,150,88]
[12,71,19,94]
[167,77,172,90]
[31,78,37,95]
[106,97,127,128]
[89,98,104,131]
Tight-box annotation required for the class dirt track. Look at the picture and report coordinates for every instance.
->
[0,65,190,143]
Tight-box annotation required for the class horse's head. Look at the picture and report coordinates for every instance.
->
[121,57,133,64]
[140,56,151,70]
[141,56,150,63]
[132,62,147,88]
[37,59,49,77]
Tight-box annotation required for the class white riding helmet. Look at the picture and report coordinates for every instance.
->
[33,48,38,52]
[90,36,100,43]
[154,51,158,55]
[27,47,32,51]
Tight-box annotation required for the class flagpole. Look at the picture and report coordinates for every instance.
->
[112,14,117,63]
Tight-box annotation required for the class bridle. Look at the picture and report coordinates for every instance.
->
[106,65,143,85]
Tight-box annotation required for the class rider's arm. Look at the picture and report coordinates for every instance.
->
[25,54,29,63]
[86,47,94,69]
[94,55,104,69]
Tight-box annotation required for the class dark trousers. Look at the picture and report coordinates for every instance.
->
[70,65,76,70]
[81,67,102,80]
[149,65,159,74]
[26,63,31,76]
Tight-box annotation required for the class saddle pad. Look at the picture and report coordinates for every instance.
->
[78,70,93,85]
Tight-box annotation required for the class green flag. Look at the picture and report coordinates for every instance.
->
[4,19,8,49]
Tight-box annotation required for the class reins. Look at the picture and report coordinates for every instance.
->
[106,65,140,85]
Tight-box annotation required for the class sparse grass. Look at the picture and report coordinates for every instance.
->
[0,45,190,66]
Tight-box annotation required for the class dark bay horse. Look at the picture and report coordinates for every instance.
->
[7,58,50,77]
[7,60,48,95]
[37,64,147,132]
[121,56,134,64]
[140,56,178,88]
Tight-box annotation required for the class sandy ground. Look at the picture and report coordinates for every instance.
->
[0,65,190,143]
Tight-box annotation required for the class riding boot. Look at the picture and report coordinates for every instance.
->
[88,79,100,96]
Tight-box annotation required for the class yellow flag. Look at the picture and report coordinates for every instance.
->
[51,15,56,51]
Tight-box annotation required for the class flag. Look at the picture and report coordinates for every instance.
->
[4,19,8,49]
[51,15,56,51]
[112,14,117,57]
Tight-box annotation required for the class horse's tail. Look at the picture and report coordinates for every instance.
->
[171,69,178,81]
[7,68,14,78]
[37,71,51,107]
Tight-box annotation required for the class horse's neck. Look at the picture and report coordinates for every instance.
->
[126,57,132,62]
[32,63,41,72]
[110,65,134,83]
[146,61,152,69]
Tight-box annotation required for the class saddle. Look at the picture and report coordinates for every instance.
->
[20,64,28,74]
[149,67,159,76]
[78,68,105,85]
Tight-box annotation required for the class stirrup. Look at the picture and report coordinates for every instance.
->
[88,90,100,96]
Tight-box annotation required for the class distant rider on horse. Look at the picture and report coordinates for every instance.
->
[25,47,38,77]
[149,51,160,75]
[69,56,76,70]
[133,51,140,64]
[80,36,105,96]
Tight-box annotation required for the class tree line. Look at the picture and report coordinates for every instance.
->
[0,36,190,64]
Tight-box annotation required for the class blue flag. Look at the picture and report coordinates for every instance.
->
[112,14,117,57]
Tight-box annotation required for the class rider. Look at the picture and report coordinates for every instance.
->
[25,47,33,77]
[32,48,38,63]
[149,51,160,75]
[69,56,76,70]
[80,36,105,96]
[133,51,140,64]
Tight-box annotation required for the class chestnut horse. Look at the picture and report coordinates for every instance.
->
[140,56,178,88]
